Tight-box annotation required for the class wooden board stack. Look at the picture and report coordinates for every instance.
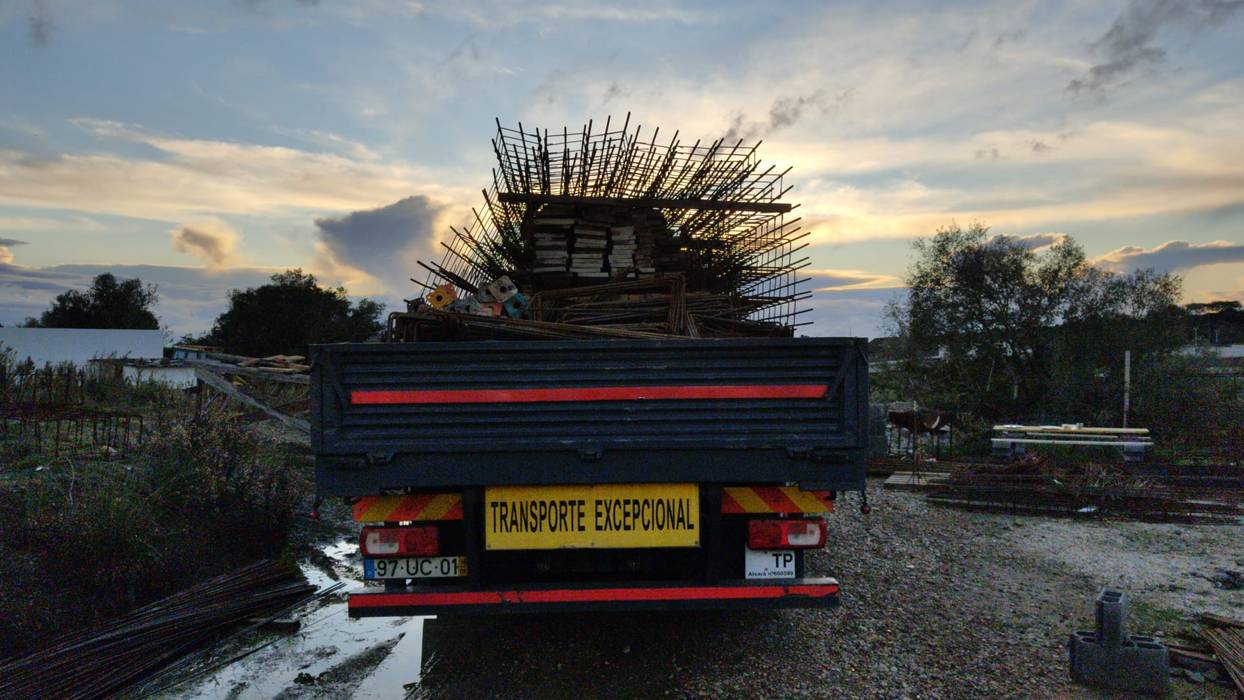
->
[608,225,636,274]
[532,216,572,273]
[571,222,608,278]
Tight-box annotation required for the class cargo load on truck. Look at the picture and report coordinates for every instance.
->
[312,117,868,615]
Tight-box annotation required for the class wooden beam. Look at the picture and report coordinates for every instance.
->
[496,192,792,213]
[187,359,309,386]
[194,367,310,434]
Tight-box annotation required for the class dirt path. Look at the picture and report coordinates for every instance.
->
[417,480,1242,699]
[167,480,1242,698]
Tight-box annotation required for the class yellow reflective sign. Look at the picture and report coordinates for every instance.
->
[484,483,700,550]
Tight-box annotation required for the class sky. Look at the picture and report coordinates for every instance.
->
[2,0,1243,338]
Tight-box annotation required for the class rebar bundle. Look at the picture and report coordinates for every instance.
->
[421,115,811,330]
[0,560,315,700]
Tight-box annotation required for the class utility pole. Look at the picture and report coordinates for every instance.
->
[1122,350,1131,428]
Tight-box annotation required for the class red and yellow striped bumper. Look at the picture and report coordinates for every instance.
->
[721,486,833,514]
[353,493,463,522]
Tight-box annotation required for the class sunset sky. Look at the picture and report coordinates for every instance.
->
[2,0,1243,337]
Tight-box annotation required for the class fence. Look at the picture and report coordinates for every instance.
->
[1,366,152,458]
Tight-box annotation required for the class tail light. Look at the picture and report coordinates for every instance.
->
[360,526,439,558]
[748,519,825,549]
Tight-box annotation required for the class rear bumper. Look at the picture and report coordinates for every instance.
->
[347,577,840,616]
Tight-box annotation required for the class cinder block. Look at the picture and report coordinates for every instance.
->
[1068,589,1169,695]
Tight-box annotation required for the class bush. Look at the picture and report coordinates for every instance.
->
[0,405,304,658]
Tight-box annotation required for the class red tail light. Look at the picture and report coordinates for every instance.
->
[747,519,825,549]
[360,526,439,558]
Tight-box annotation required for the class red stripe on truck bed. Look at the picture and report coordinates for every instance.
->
[351,384,829,405]
[349,582,840,609]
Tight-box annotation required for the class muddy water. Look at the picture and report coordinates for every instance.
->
[169,541,431,699]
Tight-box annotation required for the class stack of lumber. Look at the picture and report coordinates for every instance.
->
[206,352,309,374]
[608,225,636,274]
[531,216,572,272]
[571,222,609,278]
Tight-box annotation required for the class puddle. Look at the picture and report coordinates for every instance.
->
[164,540,432,699]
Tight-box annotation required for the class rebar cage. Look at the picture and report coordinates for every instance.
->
[421,115,811,329]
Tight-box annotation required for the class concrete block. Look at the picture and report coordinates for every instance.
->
[1068,589,1169,695]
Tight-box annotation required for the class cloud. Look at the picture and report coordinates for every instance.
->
[314,195,446,293]
[723,89,852,141]
[1094,239,1244,273]
[0,119,469,223]
[170,219,241,267]
[27,0,52,46]
[807,268,902,291]
[1068,0,1244,95]
[989,232,1069,251]
[533,2,702,24]
[0,238,27,265]
[799,288,901,339]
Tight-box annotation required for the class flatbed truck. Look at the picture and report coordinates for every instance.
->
[311,336,867,615]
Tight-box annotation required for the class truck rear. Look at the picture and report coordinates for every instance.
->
[311,336,868,616]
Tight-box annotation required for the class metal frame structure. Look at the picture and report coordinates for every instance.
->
[420,115,811,329]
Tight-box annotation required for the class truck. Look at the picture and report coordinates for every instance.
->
[312,335,868,616]
[310,118,869,615]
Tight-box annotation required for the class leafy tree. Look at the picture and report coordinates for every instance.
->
[881,223,1182,425]
[205,269,384,357]
[31,273,160,329]
[1183,300,1244,345]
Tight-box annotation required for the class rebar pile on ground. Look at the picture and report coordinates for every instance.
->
[419,115,811,334]
[1200,615,1244,694]
[922,459,1244,522]
[0,560,315,700]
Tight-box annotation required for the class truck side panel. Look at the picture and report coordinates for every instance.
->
[311,337,868,494]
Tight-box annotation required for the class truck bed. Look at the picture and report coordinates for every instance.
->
[311,337,868,496]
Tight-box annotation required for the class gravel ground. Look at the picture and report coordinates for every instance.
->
[418,479,1244,699]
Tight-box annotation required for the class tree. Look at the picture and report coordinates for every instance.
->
[205,269,384,357]
[882,224,1182,425]
[31,273,160,329]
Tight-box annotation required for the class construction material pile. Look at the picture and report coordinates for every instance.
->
[408,115,811,340]
[192,351,311,378]
[0,560,315,699]
[921,456,1244,522]
[1168,613,1244,693]
[391,273,798,341]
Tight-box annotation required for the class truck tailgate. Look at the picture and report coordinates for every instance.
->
[312,337,867,495]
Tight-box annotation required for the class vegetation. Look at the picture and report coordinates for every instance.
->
[879,223,1240,459]
[22,273,160,330]
[197,269,384,357]
[0,368,305,658]
[1185,299,1244,345]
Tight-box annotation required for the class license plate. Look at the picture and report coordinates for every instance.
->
[484,483,700,550]
[364,556,468,580]
[745,548,796,580]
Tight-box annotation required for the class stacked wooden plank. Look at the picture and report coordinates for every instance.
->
[203,352,310,376]
[608,225,636,274]
[570,221,609,278]
[531,216,572,273]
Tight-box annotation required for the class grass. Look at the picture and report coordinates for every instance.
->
[0,385,308,659]
[1127,599,1189,637]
